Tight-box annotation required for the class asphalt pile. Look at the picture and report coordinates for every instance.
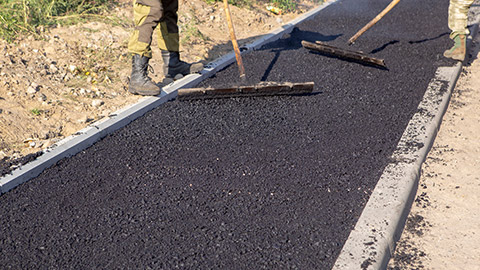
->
[0,0,455,268]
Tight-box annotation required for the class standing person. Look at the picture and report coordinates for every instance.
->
[444,0,475,61]
[127,0,203,96]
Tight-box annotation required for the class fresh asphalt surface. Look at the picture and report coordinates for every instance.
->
[0,0,457,268]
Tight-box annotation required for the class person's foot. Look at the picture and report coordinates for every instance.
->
[161,51,203,79]
[129,54,161,96]
[444,34,467,61]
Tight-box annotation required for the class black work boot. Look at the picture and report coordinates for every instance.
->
[161,51,203,79]
[129,54,161,96]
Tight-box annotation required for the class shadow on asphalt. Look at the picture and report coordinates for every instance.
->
[259,27,343,81]
[408,32,449,44]
[370,40,400,54]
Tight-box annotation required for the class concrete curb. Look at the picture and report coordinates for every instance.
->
[332,16,480,270]
[0,1,337,194]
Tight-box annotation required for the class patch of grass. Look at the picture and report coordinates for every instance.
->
[82,27,100,33]
[179,11,210,46]
[30,108,42,116]
[203,0,253,8]
[203,0,304,13]
[0,0,114,42]
[67,39,126,88]
[270,0,297,12]
[181,23,209,46]
[61,92,81,103]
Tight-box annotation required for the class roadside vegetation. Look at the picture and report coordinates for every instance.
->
[0,0,305,42]
[204,0,298,11]
[0,0,114,42]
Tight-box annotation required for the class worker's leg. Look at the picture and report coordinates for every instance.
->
[128,0,163,57]
[444,0,474,61]
[157,0,179,52]
[127,0,163,95]
[448,0,475,38]
[159,0,203,78]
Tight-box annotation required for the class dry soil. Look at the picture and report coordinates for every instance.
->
[388,23,480,270]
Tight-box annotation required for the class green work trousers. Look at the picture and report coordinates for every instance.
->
[448,0,475,38]
[128,0,179,58]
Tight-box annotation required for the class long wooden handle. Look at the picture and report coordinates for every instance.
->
[223,0,246,81]
[348,0,401,45]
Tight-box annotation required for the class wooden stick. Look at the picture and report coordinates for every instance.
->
[302,40,386,68]
[348,0,401,45]
[223,0,246,82]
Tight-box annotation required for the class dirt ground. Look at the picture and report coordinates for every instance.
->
[0,0,319,162]
[388,28,480,269]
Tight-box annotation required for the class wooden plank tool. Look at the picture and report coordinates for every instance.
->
[302,40,386,68]
[177,82,314,101]
[302,0,400,68]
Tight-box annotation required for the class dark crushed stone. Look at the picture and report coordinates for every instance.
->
[388,213,430,269]
[0,151,43,177]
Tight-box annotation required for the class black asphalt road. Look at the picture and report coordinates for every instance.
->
[0,0,456,269]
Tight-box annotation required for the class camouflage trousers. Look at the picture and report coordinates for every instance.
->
[448,0,475,38]
[128,0,179,58]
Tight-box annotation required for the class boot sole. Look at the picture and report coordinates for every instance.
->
[128,87,161,96]
[443,52,465,61]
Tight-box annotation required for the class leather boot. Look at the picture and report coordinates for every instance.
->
[161,51,203,79]
[444,34,467,61]
[129,54,161,96]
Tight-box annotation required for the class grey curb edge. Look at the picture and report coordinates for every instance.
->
[332,16,480,270]
[0,0,338,194]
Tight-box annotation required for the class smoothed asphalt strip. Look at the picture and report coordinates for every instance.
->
[0,0,460,269]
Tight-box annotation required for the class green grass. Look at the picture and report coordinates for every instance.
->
[202,0,304,13]
[204,0,253,8]
[270,0,297,12]
[0,0,114,42]
[1,0,319,42]
[64,39,128,89]
[30,108,42,116]
[181,23,209,45]
[179,10,210,46]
